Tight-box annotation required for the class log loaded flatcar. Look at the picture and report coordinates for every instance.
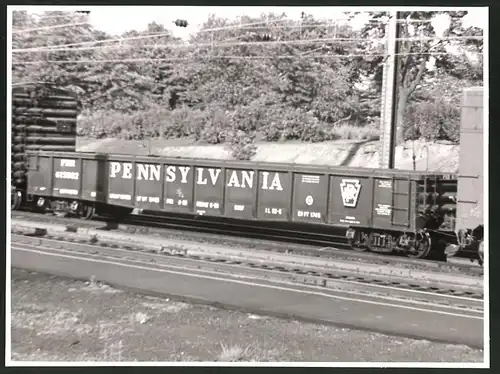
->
[11,82,79,210]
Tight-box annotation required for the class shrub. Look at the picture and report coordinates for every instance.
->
[225,130,257,160]
[404,99,461,143]
[78,106,205,140]
[260,107,331,142]
[330,122,380,141]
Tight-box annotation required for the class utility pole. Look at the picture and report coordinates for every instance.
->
[379,11,401,169]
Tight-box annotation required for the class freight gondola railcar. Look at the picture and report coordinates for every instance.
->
[26,152,458,259]
[11,82,80,210]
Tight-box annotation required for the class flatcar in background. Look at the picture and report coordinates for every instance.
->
[11,82,79,210]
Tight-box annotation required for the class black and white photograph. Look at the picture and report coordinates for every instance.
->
[6,5,488,366]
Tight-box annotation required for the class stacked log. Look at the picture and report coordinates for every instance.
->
[11,83,79,192]
[417,177,458,214]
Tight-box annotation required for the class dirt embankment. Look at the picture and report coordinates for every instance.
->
[77,137,460,173]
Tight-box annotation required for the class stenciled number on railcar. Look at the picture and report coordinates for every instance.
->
[265,207,282,215]
[136,196,160,204]
[375,204,391,216]
[297,210,321,219]
[55,159,79,180]
[196,201,220,209]
[55,171,79,180]
[165,198,189,206]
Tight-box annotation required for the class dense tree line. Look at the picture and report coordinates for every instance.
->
[12,10,483,158]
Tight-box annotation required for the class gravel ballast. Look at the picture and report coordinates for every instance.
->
[10,268,483,363]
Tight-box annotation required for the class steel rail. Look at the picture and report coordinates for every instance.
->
[11,233,484,300]
[11,210,483,276]
[10,235,484,349]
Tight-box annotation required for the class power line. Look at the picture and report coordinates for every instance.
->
[12,51,482,65]
[13,37,384,54]
[11,18,294,53]
[24,12,89,19]
[12,34,483,54]
[12,21,90,34]
[12,17,482,53]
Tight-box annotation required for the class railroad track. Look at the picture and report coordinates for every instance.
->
[11,210,483,277]
[11,233,483,305]
[10,232,484,348]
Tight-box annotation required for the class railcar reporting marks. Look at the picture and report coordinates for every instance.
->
[340,179,362,208]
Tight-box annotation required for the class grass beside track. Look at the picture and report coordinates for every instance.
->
[10,268,483,363]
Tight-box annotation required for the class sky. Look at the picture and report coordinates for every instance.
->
[18,6,487,40]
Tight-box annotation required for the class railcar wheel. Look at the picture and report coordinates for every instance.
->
[11,190,22,210]
[349,242,369,252]
[77,203,95,220]
[478,240,484,266]
[407,231,432,259]
[348,232,369,252]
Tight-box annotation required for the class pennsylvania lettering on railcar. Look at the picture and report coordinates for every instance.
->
[108,162,284,190]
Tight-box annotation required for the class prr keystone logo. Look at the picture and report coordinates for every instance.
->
[340,179,361,208]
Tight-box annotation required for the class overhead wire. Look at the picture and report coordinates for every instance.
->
[12,21,90,34]
[23,12,89,19]
[12,18,295,52]
[12,51,483,65]
[12,34,483,54]
[12,14,482,53]
[11,13,482,71]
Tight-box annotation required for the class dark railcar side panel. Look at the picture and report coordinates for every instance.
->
[163,163,194,214]
[107,160,136,208]
[134,162,163,210]
[372,178,394,229]
[26,154,52,196]
[224,168,257,220]
[52,157,81,199]
[328,175,373,227]
[256,170,289,221]
[292,173,329,224]
[194,166,224,216]
[392,178,412,229]
[81,159,100,202]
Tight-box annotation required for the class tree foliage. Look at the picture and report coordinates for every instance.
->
[12,10,483,158]
[345,10,483,144]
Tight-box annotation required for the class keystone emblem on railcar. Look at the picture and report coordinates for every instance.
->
[340,179,361,208]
